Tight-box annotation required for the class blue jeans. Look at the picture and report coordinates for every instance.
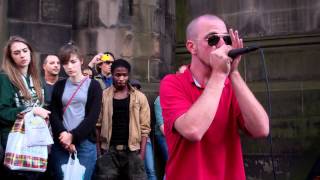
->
[155,134,168,161]
[50,139,97,180]
[144,138,157,180]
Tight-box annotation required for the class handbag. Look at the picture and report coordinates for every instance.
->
[61,152,86,180]
[3,117,48,172]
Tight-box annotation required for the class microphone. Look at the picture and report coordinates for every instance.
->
[228,46,259,59]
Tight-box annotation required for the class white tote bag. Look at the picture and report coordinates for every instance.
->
[4,118,48,172]
[61,152,86,180]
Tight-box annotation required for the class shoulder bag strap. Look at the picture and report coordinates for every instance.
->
[63,77,88,114]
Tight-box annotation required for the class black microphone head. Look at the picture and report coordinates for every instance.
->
[228,45,259,59]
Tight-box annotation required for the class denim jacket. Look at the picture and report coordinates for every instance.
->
[98,85,151,151]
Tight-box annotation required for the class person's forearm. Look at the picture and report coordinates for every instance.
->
[139,136,147,160]
[174,72,227,141]
[230,71,269,137]
[88,61,95,68]
[96,126,102,156]
[160,125,165,135]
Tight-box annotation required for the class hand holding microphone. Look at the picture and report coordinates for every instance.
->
[209,45,233,76]
[209,29,260,75]
[227,29,260,74]
[228,29,259,59]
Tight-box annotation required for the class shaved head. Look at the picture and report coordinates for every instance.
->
[186,14,224,40]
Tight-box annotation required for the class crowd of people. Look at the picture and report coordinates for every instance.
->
[0,37,165,180]
[0,14,269,180]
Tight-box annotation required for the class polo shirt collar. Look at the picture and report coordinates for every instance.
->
[184,68,204,89]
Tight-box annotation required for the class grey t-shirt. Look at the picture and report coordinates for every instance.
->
[62,77,91,131]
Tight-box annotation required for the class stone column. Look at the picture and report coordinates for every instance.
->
[0,0,8,59]
[73,0,175,83]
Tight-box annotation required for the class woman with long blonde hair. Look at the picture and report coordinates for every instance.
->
[0,36,50,179]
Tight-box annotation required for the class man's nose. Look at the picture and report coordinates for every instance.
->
[119,76,125,81]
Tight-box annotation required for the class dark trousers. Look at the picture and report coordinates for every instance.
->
[0,165,43,180]
[93,146,147,180]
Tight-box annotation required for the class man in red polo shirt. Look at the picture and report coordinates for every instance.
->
[159,14,270,180]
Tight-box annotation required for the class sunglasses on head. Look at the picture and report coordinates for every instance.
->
[207,34,232,46]
[103,61,113,65]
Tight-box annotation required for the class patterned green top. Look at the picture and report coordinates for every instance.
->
[0,72,43,146]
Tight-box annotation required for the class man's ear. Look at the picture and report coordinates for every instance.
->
[42,63,46,71]
[186,40,197,55]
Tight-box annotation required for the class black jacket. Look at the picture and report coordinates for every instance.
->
[49,78,102,144]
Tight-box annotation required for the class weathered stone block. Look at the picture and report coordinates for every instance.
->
[241,136,270,154]
[8,22,72,54]
[131,56,149,81]
[254,90,302,118]
[98,0,121,27]
[41,0,73,24]
[303,90,320,116]
[148,58,161,82]
[75,29,98,56]
[0,0,8,59]
[129,57,167,83]
[244,154,315,180]
[176,0,320,41]
[8,0,39,21]
[242,116,320,179]
[73,0,90,28]
[245,45,320,82]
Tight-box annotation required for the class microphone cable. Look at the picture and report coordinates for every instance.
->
[259,48,277,180]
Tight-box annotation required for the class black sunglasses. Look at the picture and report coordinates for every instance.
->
[103,61,113,65]
[207,35,232,46]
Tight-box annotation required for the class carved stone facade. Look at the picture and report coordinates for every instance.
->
[73,0,175,83]
[5,0,73,65]
[1,0,320,179]
[1,0,175,86]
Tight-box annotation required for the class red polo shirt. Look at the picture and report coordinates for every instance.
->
[159,68,246,180]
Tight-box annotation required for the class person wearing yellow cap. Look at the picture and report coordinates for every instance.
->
[88,52,115,89]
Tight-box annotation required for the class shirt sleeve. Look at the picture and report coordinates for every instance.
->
[154,96,164,127]
[49,80,67,140]
[0,74,25,125]
[159,75,193,135]
[139,92,151,137]
[89,66,99,77]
